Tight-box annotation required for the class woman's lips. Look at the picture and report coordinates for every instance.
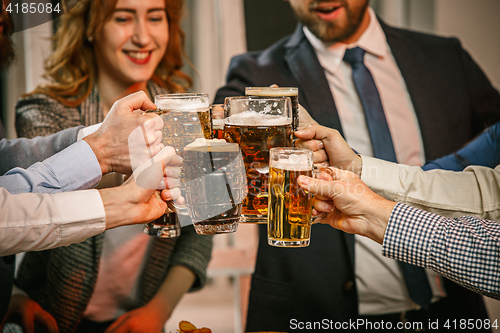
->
[123,50,153,64]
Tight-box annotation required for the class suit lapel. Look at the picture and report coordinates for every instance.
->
[283,25,344,136]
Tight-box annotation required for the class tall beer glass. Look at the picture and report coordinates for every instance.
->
[183,139,246,234]
[143,93,212,237]
[245,87,299,131]
[224,96,293,223]
[268,148,313,247]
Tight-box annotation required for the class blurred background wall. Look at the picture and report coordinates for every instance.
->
[1,0,499,331]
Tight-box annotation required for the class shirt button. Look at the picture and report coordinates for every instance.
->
[344,280,354,292]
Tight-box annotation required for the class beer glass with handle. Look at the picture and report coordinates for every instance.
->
[223,96,293,223]
[245,87,299,131]
[268,147,314,247]
[143,93,212,237]
[183,139,246,235]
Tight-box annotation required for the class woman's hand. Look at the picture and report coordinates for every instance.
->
[1,295,58,333]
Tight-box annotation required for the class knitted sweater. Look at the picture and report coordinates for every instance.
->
[14,82,213,333]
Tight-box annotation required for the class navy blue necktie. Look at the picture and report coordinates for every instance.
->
[344,47,432,311]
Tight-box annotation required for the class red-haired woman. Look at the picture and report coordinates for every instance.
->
[10,1,212,333]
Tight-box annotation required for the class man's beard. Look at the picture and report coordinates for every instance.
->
[0,12,15,70]
[292,0,369,43]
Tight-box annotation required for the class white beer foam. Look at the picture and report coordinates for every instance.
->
[272,154,312,171]
[156,98,208,110]
[248,88,298,97]
[225,111,291,126]
[185,138,238,152]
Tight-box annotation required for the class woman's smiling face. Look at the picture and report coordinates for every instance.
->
[93,0,169,87]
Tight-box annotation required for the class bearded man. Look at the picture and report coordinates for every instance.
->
[215,0,500,331]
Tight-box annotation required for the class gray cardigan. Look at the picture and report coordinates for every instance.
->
[14,82,213,333]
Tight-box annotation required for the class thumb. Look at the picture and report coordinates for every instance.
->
[133,146,178,189]
[117,91,156,112]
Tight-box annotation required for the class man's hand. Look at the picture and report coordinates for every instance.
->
[297,167,396,244]
[99,146,183,230]
[84,91,163,175]
[297,104,318,130]
[295,124,362,176]
[1,295,58,333]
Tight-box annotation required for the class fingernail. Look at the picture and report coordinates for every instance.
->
[325,202,334,212]
[298,175,310,186]
[317,141,324,149]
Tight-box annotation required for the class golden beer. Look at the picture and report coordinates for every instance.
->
[267,148,313,247]
[156,108,212,154]
[245,87,299,131]
[224,112,293,223]
[144,93,211,237]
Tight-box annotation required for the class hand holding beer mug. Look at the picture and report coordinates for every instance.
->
[183,139,246,234]
[268,148,314,247]
[143,93,212,237]
[224,96,293,223]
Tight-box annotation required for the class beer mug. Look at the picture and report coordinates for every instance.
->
[143,93,212,237]
[183,139,246,234]
[245,87,299,131]
[224,96,293,223]
[268,147,314,247]
[210,104,224,139]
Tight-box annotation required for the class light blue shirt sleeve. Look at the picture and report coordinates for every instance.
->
[0,141,102,194]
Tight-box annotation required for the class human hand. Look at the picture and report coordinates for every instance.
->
[295,124,362,176]
[104,304,166,333]
[1,295,58,333]
[297,104,318,130]
[100,146,183,230]
[297,167,396,244]
[84,91,163,175]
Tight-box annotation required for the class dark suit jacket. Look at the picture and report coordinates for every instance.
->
[215,22,500,332]
[0,126,80,322]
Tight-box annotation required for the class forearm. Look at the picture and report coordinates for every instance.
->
[383,203,500,300]
[0,127,81,175]
[148,265,196,321]
[1,141,102,194]
[168,227,213,291]
[361,156,500,221]
[0,188,105,256]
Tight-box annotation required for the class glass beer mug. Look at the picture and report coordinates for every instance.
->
[183,139,246,235]
[268,147,314,247]
[143,93,212,237]
[223,96,293,223]
[245,87,299,131]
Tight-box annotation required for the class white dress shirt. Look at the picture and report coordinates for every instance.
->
[0,188,105,256]
[305,8,445,315]
[360,158,500,299]
[0,140,105,256]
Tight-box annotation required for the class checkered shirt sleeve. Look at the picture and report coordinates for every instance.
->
[382,202,500,300]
